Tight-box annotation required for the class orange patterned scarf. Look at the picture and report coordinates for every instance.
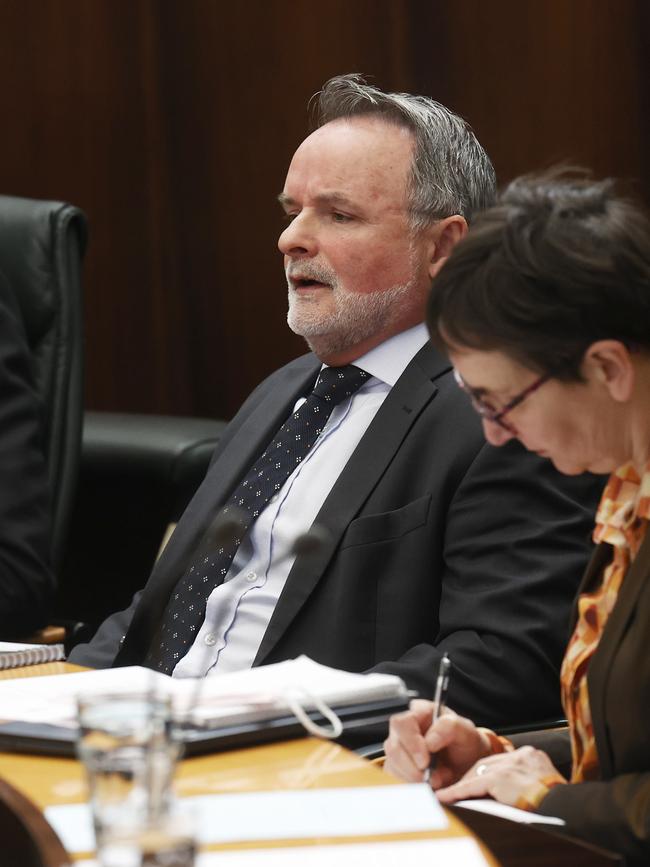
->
[561,462,650,782]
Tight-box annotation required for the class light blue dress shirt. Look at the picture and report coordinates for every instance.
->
[172,323,428,678]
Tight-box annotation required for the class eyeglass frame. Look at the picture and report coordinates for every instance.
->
[453,367,551,432]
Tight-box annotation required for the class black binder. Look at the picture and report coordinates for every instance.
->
[0,694,408,758]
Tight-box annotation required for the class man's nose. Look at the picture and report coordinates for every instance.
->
[278,212,317,257]
[482,417,515,447]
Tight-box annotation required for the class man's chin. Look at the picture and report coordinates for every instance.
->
[287,295,335,329]
[287,318,360,360]
[292,330,348,360]
[287,313,331,340]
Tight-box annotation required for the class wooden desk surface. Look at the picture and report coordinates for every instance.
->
[0,663,499,864]
[0,660,86,680]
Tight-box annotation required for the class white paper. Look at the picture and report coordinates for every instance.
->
[46,784,447,853]
[0,665,168,725]
[172,655,408,725]
[0,656,406,728]
[187,784,448,841]
[75,838,489,867]
[197,838,489,866]
[44,803,95,852]
[455,798,565,825]
[0,641,42,651]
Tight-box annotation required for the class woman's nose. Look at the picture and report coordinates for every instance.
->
[482,417,515,446]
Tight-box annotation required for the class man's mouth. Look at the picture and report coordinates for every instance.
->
[291,277,330,290]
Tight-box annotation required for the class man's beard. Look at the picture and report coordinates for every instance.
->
[286,261,416,358]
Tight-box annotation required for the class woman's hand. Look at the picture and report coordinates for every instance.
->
[384,701,493,789]
[435,745,564,806]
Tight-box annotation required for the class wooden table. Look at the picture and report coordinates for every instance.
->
[0,662,499,863]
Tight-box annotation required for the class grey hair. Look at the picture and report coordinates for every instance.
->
[314,74,497,229]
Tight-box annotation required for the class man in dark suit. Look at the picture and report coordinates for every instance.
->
[0,271,54,636]
[71,75,601,730]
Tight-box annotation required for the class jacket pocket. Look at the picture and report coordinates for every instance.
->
[340,494,432,549]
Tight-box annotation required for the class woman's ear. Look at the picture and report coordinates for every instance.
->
[427,216,468,279]
[582,340,636,402]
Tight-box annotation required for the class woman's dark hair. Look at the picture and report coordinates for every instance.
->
[427,168,650,380]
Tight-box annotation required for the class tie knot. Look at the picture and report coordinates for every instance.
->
[313,365,370,406]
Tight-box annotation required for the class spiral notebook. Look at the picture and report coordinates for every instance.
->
[0,641,65,670]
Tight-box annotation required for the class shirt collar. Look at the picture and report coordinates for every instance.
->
[338,323,429,387]
[594,461,650,547]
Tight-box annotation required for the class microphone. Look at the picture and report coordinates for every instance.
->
[204,508,247,547]
[204,506,330,566]
[291,523,331,558]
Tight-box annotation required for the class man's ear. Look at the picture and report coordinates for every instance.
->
[582,340,636,402]
[426,215,468,279]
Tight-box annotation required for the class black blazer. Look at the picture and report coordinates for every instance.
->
[0,273,54,635]
[71,344,602,729]
[538,537,650,865]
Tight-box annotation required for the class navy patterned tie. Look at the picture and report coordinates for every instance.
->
[148,364,370,673]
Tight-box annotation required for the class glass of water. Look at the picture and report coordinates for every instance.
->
[77,692,192,866]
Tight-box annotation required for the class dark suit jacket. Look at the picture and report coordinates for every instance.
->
[537,537,650,865]
[0,273,54,636]
[71,344,602,729]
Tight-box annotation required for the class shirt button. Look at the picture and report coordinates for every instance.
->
[204,633,216,646]
[246,571,257,582]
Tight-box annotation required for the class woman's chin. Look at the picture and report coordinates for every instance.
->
[549,455,588,476]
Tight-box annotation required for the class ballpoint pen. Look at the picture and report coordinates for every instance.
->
[423,652,451,784]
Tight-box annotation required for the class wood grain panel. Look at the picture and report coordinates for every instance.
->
[0,0,646,417]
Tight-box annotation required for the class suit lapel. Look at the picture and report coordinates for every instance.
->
[254,343,450,664]
[568,544,613,628]
[118,355,321,665]
[164,356,320,590]
[587,534,650,777]
[205,356,321,509]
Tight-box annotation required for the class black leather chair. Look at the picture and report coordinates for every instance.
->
[58,412,227,636]
[0,196,87,644]
[0,195,87,573]
[0,196,222,647]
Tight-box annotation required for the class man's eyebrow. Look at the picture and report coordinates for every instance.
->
[314,192,357,209]
[277,191,359,210]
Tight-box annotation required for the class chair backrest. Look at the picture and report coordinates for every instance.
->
[59,412,227,633]
[0,195,87,570]
[0,778,70,867]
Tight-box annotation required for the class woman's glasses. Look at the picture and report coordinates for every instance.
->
[453,368,550,433]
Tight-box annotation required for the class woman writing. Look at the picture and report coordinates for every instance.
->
[384,170,650,864]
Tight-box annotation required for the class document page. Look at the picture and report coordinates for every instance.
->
[0,656,407,728]
[76,838,489,867]
[0,641,43,651]
[0,666,168,725]
[195,839,489,867]
[46,784,447,852]
[455,798,565,825]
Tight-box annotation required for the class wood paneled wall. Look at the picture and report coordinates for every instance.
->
[0,0,647,418]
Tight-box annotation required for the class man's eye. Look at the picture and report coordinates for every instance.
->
[331,212,352,223]
[283,213,298,223]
